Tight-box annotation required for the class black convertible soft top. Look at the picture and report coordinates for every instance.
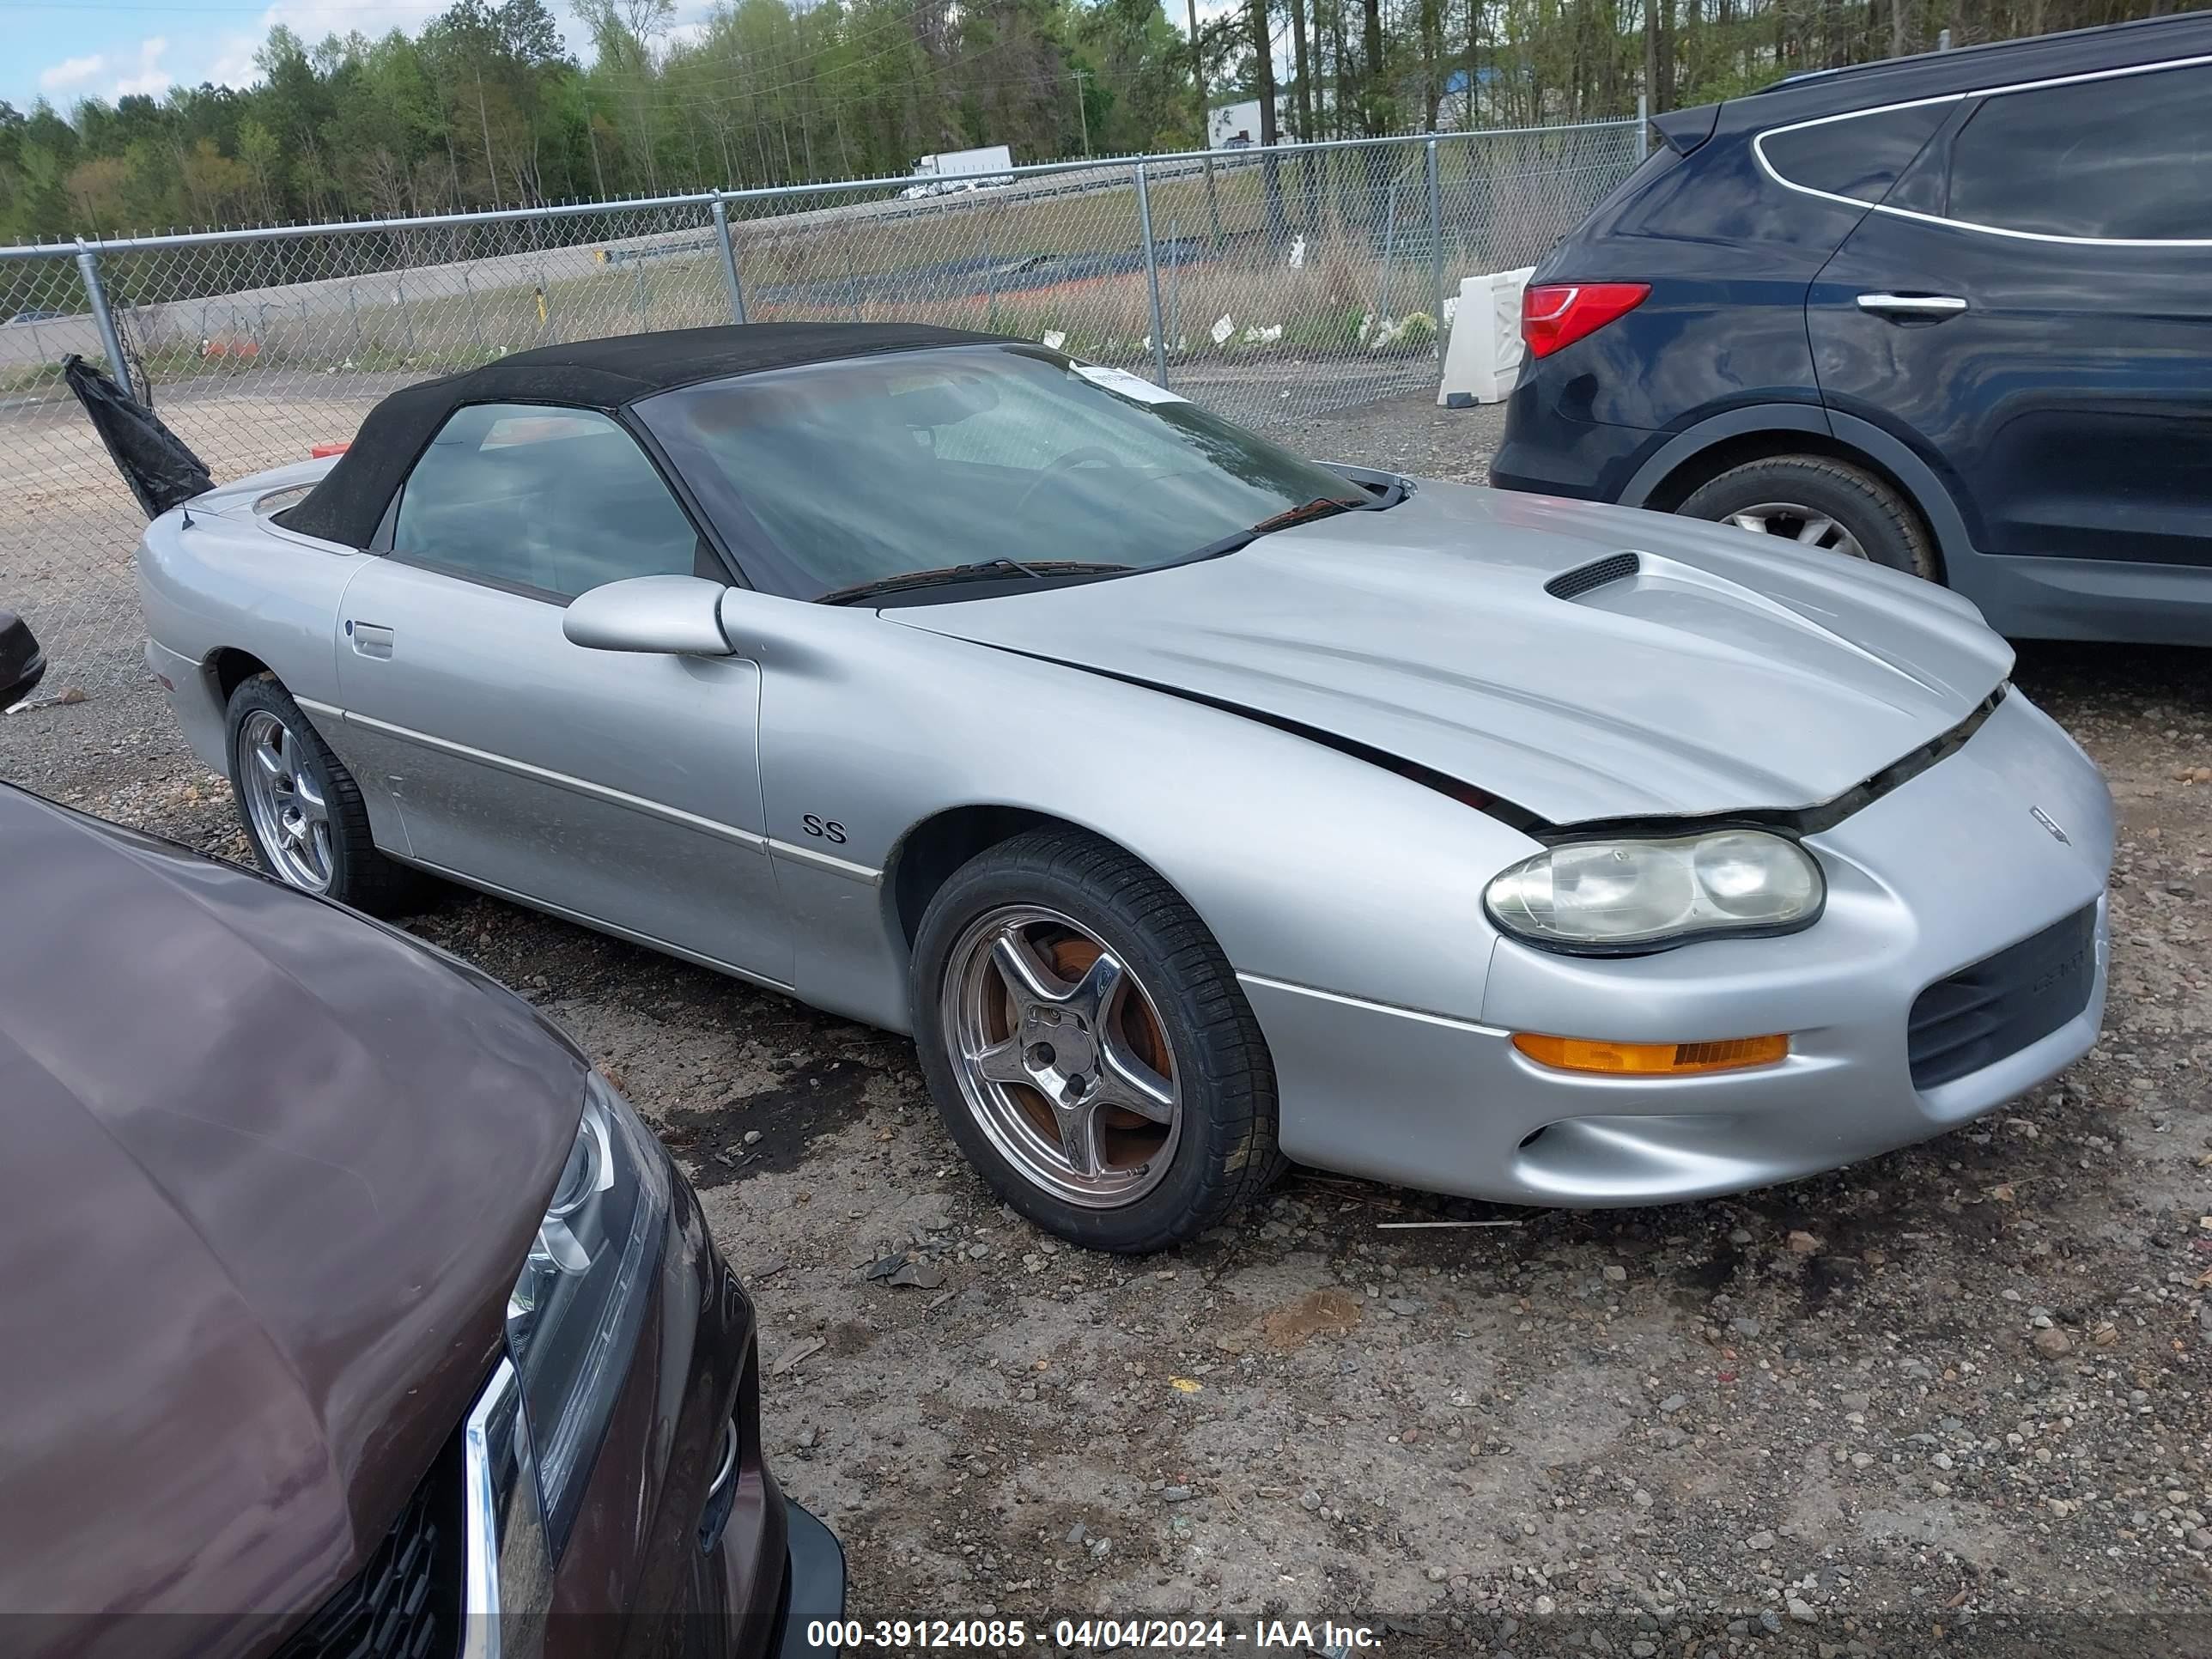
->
[276,321,1008,548]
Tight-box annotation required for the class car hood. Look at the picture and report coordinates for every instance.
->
[0,792,583,1659]
[894,480,2012,823]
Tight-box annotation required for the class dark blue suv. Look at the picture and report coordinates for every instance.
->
[1492,13,2212,645]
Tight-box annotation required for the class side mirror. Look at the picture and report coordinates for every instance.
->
[563,575,732,656]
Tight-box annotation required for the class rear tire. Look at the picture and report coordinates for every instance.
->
[1677,455,1938,581]
[225,674,416,914]
[908,826,1283,1253]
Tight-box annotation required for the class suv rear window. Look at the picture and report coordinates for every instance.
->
[1945,62,2212,240]
[1760,102,1950,204]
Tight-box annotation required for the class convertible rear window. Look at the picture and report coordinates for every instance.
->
[634,344,1369,600]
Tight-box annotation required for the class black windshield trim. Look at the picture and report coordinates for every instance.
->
[820,560,1135,606]
[1171,483,1405,567]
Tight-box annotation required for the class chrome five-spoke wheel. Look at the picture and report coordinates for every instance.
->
[910,825,1280,1250]
[237,708,335,891]
[940,905,1182,1209]
[1722,501,1868,561]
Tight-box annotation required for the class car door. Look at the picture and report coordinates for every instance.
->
[1805,58,2212,570]
[331,402,791,988]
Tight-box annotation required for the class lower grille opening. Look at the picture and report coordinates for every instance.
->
[1907,905,2096,1091]
[274,1430,465,1659]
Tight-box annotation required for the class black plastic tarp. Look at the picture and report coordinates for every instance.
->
[62,354,214,520]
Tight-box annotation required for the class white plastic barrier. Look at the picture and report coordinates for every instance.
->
[1437,266,1535,407]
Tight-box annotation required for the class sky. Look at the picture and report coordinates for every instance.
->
[5,0,1252,124]
[5,0,654,117]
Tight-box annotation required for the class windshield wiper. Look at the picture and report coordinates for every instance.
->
[817,558,1130,605]
[1179,495,1372,563]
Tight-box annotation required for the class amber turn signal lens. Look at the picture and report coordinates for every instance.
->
[1511,1032,1790,1076]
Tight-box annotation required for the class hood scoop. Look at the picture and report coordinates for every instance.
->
[1544,550,1640,601]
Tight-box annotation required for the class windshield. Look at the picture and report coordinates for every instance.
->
[634,344,1371,599]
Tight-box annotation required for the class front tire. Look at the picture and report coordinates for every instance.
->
[1677,454,1938,580]
[225,674,414,913]
[908,827,1282,1253]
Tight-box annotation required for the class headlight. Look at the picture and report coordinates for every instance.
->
[507,1070,670,1553]
[1485,830,1825,952]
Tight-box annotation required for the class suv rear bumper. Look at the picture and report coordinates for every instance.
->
[1491,380,1660,502]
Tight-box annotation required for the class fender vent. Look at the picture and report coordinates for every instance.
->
[1545,551,1639,600]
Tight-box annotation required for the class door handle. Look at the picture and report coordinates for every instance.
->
[347,620,394,659]
[1856,293,1968,318]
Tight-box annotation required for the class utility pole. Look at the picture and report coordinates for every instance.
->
[1643,0,1658,130]
[1187,0,1223,241]
[1073,69,1092,158]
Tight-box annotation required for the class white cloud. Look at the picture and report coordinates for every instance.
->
[112,37,173,99]
[207,34,264,88]
[40,53,106,92]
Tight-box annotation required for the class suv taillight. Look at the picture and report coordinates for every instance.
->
[1521,283,1650,359]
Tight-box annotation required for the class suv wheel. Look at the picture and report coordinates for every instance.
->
[1677,455,1938,581]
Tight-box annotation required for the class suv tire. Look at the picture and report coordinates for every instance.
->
[1678,455,1939,581]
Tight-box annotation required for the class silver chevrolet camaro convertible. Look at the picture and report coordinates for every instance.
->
[137,323,2113,1252]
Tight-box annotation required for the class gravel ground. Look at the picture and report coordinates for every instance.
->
[4,395,2209,1656]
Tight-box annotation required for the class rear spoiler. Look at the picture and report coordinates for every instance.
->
[1650,102,1721,155]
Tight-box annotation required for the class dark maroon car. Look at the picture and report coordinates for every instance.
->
[0,783,843,1658]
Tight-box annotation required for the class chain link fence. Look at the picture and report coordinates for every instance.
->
[0,119,1642,701]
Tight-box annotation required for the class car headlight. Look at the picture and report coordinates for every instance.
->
[507,1070,670,1554]
[1485,830,1825,952]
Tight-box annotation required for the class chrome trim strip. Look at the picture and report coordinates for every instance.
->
[767,836,884,885]
[1753,53,2212,248]
[1237,972,1508,1036]
[1855,293,1967,314]
[338,709,769,848]
[461,1358,517,1659]
[705,1420,738,1499]
[393,854,798,994]
[294,695,344,721]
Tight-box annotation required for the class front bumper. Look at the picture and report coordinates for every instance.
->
[777,1501,848,1657]
[0,609,44,712]
[462,1169,845,1656]
[1246,690,2113,1206]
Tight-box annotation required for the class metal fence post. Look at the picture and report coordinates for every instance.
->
[1425,136,1446,361]
[75,240,132,399]
[709,195,748,324]
[981,223,997,332]
[1638,91,1651,151]
[1134,161,1169,390]
[1377,178,1399,323]
[1168,216,1182,357]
